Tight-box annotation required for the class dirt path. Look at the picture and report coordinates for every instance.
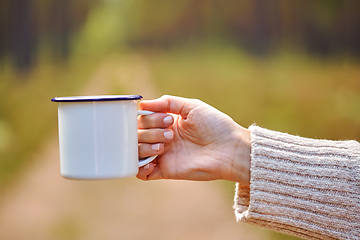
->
[0,54,265,240]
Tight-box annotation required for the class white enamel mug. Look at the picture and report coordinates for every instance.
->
[51,95,157,180]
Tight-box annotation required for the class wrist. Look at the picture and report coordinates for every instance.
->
[225,125,251,185]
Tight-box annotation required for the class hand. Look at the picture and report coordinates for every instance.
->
[137,95,251,185]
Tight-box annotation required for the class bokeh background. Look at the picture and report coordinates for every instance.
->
[0,0,359,239]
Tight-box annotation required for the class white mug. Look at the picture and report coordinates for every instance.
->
[51,95,157,180]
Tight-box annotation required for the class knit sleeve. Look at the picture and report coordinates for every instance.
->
[234,125,360,240]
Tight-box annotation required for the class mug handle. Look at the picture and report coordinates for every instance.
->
[137,110,158,167]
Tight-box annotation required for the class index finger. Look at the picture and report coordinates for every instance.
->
[140,95,199,119]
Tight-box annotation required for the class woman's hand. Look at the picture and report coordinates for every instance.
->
[137,95,251,185]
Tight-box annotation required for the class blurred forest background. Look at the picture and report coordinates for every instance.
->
[0,0,359,239]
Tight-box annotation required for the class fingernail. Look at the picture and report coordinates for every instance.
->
[151,143,161,151]
[144,164,150,170]
[164,130,173,140]
[163,115,173,124]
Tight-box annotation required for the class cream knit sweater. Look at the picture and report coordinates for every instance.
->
[234,126,360,240]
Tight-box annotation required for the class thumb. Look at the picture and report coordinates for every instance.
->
[140,95,196,118]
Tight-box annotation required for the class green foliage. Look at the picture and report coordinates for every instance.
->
[72,0,129,57]
[0,57,97,190]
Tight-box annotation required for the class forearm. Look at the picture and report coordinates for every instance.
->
[234,125,360,240]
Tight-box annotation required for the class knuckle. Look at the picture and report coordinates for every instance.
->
[138,114,161,129]
[149,129,156,142]
[149,116,158,128]
[160,94,170,99]
[150,129,162,142]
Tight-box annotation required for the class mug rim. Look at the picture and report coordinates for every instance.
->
[51,95,143,102]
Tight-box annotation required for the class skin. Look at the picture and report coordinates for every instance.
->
[137,95,251,186]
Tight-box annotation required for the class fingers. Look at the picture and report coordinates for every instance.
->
[136,163,155,180]
[138,113,173,129]
[140,95,199,119]
[138,129,174,144]
[138,95,191,182]
[137,163,163,181]
[138,143,164,159]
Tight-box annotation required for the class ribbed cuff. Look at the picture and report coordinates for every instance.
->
[234,126,360,240]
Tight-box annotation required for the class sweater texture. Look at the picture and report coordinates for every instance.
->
[234,126,360,240]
